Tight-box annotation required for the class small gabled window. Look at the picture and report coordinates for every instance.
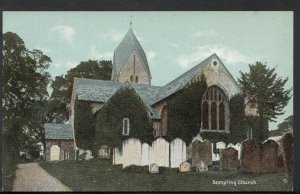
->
[122,118,130,136]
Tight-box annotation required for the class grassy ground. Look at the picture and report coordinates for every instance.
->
[39,159,293,192]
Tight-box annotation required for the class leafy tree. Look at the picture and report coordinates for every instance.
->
[269,115,293,136]
[238,62,292,141]
[47,60,112,122]
[166,74,207,145]
[2,32,51,163]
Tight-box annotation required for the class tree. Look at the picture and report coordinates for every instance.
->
[238,62,292,141]
[269,115,293,136]
[2,32,51,161]
[47,60,112,122]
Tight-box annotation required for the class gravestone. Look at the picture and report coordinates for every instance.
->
[282,133,293,172]
[98,145,111,159]
[216,141,226,149]
[261,140,279,173]
[235,143,241,160]
[122,138,142,168]
[170,138,187,168]
[141,143,150,166]
[179,161,191,172]
[227,143,235,148]
[112,147,122,165]
[85,150,94,160]
[192,139,212,167]
[150,138,169,167]
[195,161,208,172]
[212,153,220,161]
[149,163,159,173]
[241,139,262,173]
[220,147,238,171]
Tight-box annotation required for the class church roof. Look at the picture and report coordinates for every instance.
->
[113,28,151,78]
[152,54,214,104]
[44,123,74,140]
[74,78,161,119]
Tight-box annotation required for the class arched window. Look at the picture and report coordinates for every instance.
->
[135,76,138,83]
[219,102,225,130]
[202,101,209,129]
[201,86,228,131]
[211,102,217,130]
[161,106,168,136]
[122,118,130,136]
[130,75,134,82]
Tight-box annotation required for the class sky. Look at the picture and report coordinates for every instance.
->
[3,11,293,130]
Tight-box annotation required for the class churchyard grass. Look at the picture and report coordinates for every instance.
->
[38,158,293,191]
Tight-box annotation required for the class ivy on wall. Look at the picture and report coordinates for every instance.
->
[166,75,207,144]
[94,87,153,151]
[74,99,95,150]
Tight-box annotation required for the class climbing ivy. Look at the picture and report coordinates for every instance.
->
[166,75,207,144]
[94,87,153,151]
[74,99,95,150]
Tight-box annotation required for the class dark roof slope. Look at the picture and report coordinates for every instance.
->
[44,123,74,140]
[113,28,151,78]
[152,54,215,104]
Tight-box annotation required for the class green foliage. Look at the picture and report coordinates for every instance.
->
[245,116,269,142]
[94,87,153,149]
[74,100,95,150]
[238,62,292,141]
[166,75,207,144]
[2,32,50,154]
[48,60,112,122]
[228,94,247,143]
[269,115,293,136]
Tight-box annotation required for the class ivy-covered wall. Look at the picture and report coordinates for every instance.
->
[94,87,153,151]
[166,76,207,144]
[74,99,95,150]
[245,115,269,142]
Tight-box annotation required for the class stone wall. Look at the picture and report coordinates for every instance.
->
[45,139,75,161]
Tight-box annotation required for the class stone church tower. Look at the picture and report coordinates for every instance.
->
[111,27,152,85]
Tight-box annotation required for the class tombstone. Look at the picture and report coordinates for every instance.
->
[261,140,279,173]
[112,147,122,165]
[192,139,212,167]
[216,141,226,149]
[122,138,142,168]
[141,143,150,166]
[170,138,187,168]
[195,161,208,172]
[212,153,220,161]
[150,138,169,167]
[235,143,242,160]
[220,147,238,171]
[282,133,293,172]
[227,143,235,148]
[98,145,111,159]
[149,163,159,173]
[241,139,262,174]
[85,150,94,160]
[179,161,191,172]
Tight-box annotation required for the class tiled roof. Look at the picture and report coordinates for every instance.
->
[74,78,162,119]
[44,123,74,140]
[152,54,215,104]
[113,28,151,78]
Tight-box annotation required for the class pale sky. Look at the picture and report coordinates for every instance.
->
[3,11,293,130]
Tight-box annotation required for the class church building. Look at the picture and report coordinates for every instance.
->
[44,26,256,161]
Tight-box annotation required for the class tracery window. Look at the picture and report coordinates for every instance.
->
[201,86,228,131]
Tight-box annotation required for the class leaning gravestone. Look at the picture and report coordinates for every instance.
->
[220,147,238,171]
[149,163,159,173]
[282,133,293,172]
[241,139,262,174]
[192,139,212,167]
[179,161,191,172]
[261,140,279,173]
